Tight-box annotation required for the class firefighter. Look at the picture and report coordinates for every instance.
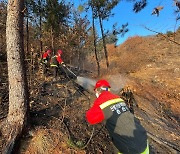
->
[86,79,149,154]
[50,49,65,79]
[56,49,65,66]
[41,49,52,75]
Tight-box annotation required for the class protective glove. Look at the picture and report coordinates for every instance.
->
[61,62,66,67]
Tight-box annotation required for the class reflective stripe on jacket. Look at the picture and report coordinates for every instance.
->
[50,55,58,67]
[86,91,119,124]
[118,141,149,154]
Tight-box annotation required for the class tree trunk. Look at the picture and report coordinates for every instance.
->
[39,0,43,53]
[92,7,100,76]
[51,26,55,53]
[26,16,29,53]
[98,14,109,68]
[1,0,28,153]
[78,48,80,68]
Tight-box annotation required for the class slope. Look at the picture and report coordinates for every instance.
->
[0,32,180,153]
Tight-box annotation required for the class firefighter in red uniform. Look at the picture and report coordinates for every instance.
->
[56,49,65,65]
[86,79,149,154]
[50,49,65,79]
[42,49,52,75]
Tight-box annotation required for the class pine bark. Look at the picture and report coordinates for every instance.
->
[1,0,28,153]
[39,0,43,53]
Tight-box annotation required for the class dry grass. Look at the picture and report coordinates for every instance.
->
[84,32,180,116]
[105,32,180,115]
[19,126,85,154]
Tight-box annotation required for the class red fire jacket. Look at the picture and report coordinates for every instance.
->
[56,55,63,64]
[86,91,148,153]
[86,91,119,124]
[42,52,48,59]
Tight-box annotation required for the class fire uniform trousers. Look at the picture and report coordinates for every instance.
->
[42,52,50,74]
[86,91,149,154]
[50,55,64,78]
[50,55,59,78]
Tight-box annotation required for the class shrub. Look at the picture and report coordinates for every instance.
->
[166,31,173,37]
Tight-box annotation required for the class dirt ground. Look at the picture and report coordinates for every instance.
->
[0,32,180,153]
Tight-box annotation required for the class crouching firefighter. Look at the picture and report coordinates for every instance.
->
[86,79,149,154]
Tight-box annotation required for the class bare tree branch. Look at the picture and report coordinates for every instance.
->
[142,25,180,46]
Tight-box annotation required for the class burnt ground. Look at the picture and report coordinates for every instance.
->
[0,33,180,153]
[0,63,116,154]
[0,61,180,154]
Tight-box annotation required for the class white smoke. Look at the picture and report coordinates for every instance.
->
[76,74,127,94]
[107,74,127,94]
[76,76,96,93]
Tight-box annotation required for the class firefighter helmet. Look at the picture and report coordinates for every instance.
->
[57,49,63,55]
[94,79,111,90]
[47,50,52,54]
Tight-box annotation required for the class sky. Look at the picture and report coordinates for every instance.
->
[71,0,179,45]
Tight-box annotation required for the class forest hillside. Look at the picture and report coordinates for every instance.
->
[1,0,180,153]
[1,30,180,153]
[106,32,180,115]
